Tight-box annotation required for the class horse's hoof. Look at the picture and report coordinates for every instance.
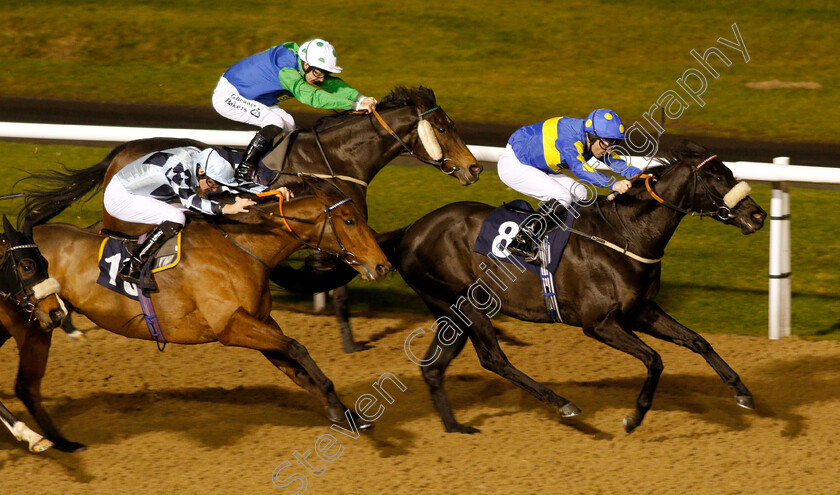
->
[327,407,348,424]
[558,402,581,418]
[330,409,375,431]
[343,342,373,354]
[54,440,87,453]
[736,395,755,410]
[446,424,481,434]
[623,412,642,433]
[29,437,53,453]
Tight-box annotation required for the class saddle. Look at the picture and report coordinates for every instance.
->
[216,131,298,186]
[503,202,569,224]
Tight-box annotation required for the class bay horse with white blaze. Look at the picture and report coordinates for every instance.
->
[384,143,767,433]
[19,183,389,452]
[21,86,481,351]
[0,216,66,453]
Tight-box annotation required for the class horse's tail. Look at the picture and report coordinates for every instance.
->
[375,226,409,267]
[18,142,127,226]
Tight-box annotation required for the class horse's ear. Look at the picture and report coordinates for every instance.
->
[2,215,15,240]
[22,216,33,238]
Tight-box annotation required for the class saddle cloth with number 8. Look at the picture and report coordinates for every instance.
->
[472,200,575,276]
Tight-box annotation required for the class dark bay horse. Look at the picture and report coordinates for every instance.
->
[385,143,767,433]
[20,86,481,351]
[0,216,67,453]
[17,186,390,452]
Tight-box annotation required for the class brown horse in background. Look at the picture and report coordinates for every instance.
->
[20,86,481,351]
[17,185,389,452]
[22,86,480,232]
[0,216,67,453]
[384,143,767,434]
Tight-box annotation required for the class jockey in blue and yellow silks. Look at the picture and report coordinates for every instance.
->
[498,109,642,262]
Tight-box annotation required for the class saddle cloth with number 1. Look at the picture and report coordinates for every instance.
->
[96,233,182,300]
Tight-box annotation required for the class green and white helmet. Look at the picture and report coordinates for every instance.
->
[298,38,342,74]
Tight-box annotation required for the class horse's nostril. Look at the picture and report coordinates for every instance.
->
[376,264,390,276]
[49,309,65,323]
[470,164,483,176]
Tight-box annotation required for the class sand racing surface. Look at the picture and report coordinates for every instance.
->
[2,308,839,494]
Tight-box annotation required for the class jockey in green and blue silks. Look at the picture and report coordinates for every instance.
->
[497,109,643,263]
[212,39,378,182]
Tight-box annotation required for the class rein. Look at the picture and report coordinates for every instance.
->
[637,156,735,220]
[213,192,359,268]
[567,154,734,264]
[271,104,449,187]
[370,107,457,174]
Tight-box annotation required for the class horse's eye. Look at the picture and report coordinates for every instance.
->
[19,260,36,278]
[715,176,723,182]
[437,126,446,133]
[344,218,355,226]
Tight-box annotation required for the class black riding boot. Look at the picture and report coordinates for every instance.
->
[236,125,284,182]
[505,200,570,264]
[117,221,183,286]
[538,199,569,235]
[505,224,540,263]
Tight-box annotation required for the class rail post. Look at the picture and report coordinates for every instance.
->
[768,156,791,339]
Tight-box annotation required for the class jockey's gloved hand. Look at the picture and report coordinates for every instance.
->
[357,97,377,113]
[611,180,632,194]
[222,196,256,215]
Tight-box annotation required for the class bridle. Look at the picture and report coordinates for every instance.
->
[0,239,52,324]
[370,106,458,175]
[273,104,456,189]
[215,191,362,268]
[637,155,737,221]
[588,154,742,263]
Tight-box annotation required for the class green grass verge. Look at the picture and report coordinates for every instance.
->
[1,1,838,143]
[2,141,837,339]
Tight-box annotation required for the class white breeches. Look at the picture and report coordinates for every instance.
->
[104,180,187,226]
[211,77,297,131]
[497,145,592,206]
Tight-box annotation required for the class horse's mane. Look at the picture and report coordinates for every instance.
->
[585,140,711,210]
[312,86,437,131]
[652,140,710,173]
